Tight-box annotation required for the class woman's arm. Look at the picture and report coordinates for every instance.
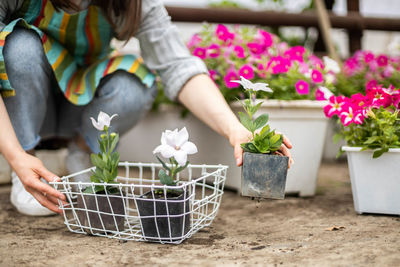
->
[0,97,66,213]
[178,74,293,166]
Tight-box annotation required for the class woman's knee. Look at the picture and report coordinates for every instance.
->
[3,27,48,74]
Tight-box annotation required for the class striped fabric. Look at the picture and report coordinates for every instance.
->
[0,0,155,105]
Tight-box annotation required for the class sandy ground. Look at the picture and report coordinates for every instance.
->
[0,162,399,267]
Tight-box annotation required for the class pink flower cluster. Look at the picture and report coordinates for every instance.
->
[343,50,400,88]
[188,24,337,100]
[324,85,400,126]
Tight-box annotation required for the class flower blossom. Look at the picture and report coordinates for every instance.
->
[193,47,206,59]
[295,80,310,95]
[315,86,334,101]
[232,76,272,92]
[153,127,198,167]
[224,70,240,88]
[311,69,324,83]
[323,56,340,73]
[238,64,255,80]
[90,111,117,131]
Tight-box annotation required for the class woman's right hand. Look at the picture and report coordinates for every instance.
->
[9,151,67,214]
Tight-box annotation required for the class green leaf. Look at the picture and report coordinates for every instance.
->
[373,147,389,158]
[111,152,120,167]
[333,133,343,144]
[239,112,255,132]
[241,142,259,153]
[269,134,281,146]
[109,133,119,153]
[254,114,269,130]
[175,161,189,173]
[156,156,171,171]
[259,124,271,138]
[364,136,379,145]
[158,169,176,186]
[90,153,107,169]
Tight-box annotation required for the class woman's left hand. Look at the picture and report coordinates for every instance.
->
[229,124,294,168]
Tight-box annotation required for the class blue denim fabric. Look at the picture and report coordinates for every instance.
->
[2,28,157,153]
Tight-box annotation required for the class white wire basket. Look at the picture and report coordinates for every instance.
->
[50,162,228,244]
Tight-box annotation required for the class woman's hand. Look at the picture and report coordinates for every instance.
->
[8,151,66,214]
[229,124,294,167]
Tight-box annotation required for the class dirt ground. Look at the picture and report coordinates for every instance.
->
[0,162,399,267]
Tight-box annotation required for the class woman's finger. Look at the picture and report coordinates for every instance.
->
[279,144,294,168]
[282,135,293,149]
[28,189,62,214]
[29,177,66,201]
[234,144,244,166]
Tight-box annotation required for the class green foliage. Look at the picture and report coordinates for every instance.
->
[85,129,120,194]
[335,107,400,158]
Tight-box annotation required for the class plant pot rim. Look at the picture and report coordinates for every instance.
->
[243,151,289,159]
[231,99,328,109]
[342,146,400,153]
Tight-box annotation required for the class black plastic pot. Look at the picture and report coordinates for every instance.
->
[136,191,190,241]
[241,152,289,199]
[77,192,125,234]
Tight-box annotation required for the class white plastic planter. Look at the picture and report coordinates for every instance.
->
[119,100,328,196]
[322,119,346,161]
[342,146,400,215]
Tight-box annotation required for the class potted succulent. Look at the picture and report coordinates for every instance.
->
[324,85,400,215]
[234,76,288,199]
[118,24,335,196]
[136,127,197,241]
[77,111,125,233]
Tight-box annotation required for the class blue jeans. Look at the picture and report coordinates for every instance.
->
[2,28,157,153]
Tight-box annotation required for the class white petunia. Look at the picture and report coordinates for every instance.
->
[318,86,334,99]
[232,76,273,92]
[323,56,340,74]
[90,111,118,131]
[153,127,198,166]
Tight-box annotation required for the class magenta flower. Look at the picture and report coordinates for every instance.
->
[365,79,378,90]
[309,55,324,69]
[267,56,291,74]
[315,87,333,101]
[187,34,202,49]
[340,106,364,126]
[284,46,306,62]
[224,70,240,88]
[383,65,394,78]
[238,64,255,80]
[215,24,235,43]
[364,51,375,63]
[295,80,310,95]
[207,43,221,58]
[323,96,346,118]
[193,47,206,59]
[258,30,273,48]
[209,69,219,81]
[234,45,245,58]
[377,54,388,67]
[311,69,324,83]
[247,42,265,55]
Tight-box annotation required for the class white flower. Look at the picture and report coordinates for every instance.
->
[153,127,198,166]
[90,111,118,131]
[323,56,340,74]
[318,86,334,99]
[232,76,273,92]
[325,73,336,84]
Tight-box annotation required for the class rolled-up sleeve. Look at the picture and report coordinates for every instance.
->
[136,0,208,101]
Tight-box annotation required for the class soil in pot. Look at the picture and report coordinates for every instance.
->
[242,152,289,199]
[77,190,125,234]
[136,190,190,241]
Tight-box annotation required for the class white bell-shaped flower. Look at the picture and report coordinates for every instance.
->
[90,111,118,131]
[232,76,272,92]
[153,127,198,166]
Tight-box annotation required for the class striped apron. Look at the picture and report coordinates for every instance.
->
[0,0,155,105]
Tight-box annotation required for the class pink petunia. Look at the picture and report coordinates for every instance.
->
[187,34,202,49]
[340,106,365,126]
[247,42,265,55]
[215,24,235,43]
[364,51,375,63]
[315,87,333,101]
[238,64,255,80]
[311,69,324,83]
[209,69,219,81]
[323,95,346,118]
[267,56,291,74]
[295,80,310,95]
[284,46,306,62]
[193,47,206,59]
[224,70,240,89]
[207,43,220,58]
[258,30,273,48]
[298,62,309,74]
[233,45,245,58]
[376,54,389,67]
[365,79,378,90]
[309,55,324,69]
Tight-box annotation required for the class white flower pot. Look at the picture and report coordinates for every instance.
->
[342,146,400,215]
[118,100,328,196]
[322,119,346,161]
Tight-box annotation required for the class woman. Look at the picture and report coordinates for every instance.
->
[0,0,293,216]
